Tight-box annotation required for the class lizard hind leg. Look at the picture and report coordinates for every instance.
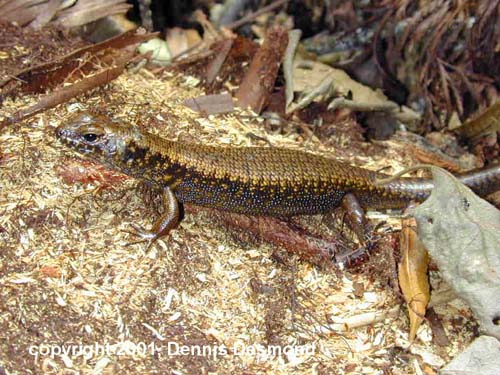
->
[341,192,371,245]
[125,186,181,250]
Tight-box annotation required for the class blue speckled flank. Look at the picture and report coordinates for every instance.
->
[174,171,346,216]
[57,111,500,218]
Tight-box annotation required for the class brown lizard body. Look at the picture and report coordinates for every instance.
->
[56,111,500,244]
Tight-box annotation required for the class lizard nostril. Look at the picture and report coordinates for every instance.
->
[55,127,65,139]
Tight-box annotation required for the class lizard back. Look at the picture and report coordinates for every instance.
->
[56,111,499,216]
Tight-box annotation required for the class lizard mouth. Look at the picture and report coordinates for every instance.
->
[55,125,78,144]
[55,126,94,155]
[55,125,67,140]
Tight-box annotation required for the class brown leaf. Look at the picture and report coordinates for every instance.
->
[0,30,158,98]
[398,216,430,342]
[0,55,131,129]
[55,158,129,188]
[454,99,500,139]
[28,0,62,30]
[54,0,132,29]
[166,27,202,58]
[183,93,234,115]
[39,265,62,278]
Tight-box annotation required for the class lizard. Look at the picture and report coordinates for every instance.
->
[55,111,500,245]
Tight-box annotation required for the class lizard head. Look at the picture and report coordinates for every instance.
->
[56,111,141,166]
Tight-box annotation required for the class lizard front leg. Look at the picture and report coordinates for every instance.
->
[129,186,181,247]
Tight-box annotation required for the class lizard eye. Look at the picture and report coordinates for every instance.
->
[83,133,98,143]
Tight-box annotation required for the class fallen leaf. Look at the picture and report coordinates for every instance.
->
[454,99,500,139]
[292,59,397,110]
[413,166,500,339]
[55,158,129,187]
[138,38,172,66]
[183,93,234,114]
[399,216,430,341]
[440,336,500,375]
[283,29,302,111]
[166,27,202,57]
[39,265,62,278]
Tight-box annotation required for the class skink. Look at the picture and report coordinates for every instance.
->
[56,111,500,243]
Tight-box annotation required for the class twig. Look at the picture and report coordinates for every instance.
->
[224,0,289,30]
[0,53,132,129]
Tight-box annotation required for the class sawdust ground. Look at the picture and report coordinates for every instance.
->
[0,70,477,374]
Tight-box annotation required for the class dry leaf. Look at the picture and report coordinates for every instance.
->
[292,59,397,110]
[166,27,202,57]
[413,167,500,339]
[454,99,500,139]
[288,58,422,125]
[440,336,500,375]
[283,29,302,111]
[183,93,234,114]
[399,216,430,341]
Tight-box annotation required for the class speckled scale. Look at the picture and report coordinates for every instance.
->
[124,134,429,214]
[56,111,500,216]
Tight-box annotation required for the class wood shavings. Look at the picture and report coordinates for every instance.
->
[0,68,478,375]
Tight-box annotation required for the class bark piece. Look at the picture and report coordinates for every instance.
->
[235,25,288,113]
